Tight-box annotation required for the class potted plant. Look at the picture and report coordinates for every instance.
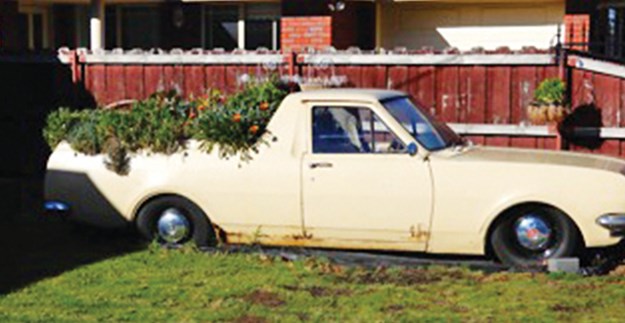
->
[527,78,568,125]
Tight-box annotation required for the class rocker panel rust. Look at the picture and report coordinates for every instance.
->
[223,232,427,252]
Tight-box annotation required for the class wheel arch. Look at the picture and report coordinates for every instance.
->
[131,192,209,223]
[483,201,586,259]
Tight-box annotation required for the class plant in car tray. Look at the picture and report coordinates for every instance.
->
[43,77,288,174]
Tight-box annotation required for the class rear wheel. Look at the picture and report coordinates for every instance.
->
[490,206,581,267]
[136,196,215,247]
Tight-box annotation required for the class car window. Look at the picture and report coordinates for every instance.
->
[312,106,405,154]
[382,96,461,151]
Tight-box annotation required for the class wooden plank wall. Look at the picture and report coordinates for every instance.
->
[83,63,287,105]
[569,67,625,158]
[79,59,625,158]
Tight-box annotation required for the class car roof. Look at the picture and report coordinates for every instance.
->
[288,88,407,102]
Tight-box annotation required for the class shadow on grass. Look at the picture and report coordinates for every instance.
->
[0,216,145,295]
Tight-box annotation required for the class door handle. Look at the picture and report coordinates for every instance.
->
[309,162,333,169]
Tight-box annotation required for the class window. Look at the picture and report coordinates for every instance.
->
[105,5,161,49]
[312,107,405,154]
[204,5,239,50]
[98,3,280,50]
[590,3,625,61]
[18,6,49,50]
[122,6,161,49]
[203,3,280,51]
[75,5,90,48]
[245,4,280,50]
[382,97,460,151]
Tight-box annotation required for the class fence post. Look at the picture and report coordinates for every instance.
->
[69,50,79,84]
[287,51,296,77]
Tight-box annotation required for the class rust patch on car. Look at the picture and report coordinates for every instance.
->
[244,290,285,308]
[291,231,313,240]
[224,232,425,253]
[211,224,228,244]
[409,224,430,242]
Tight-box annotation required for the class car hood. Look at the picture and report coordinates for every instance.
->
[447,145,625,175]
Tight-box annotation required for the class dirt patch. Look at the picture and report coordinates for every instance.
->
[478,272,512,283]
[282,285,352,297]
[551,304,578,313]
[244,290,285,308]
[342,267,479,286]
[232,315,267,323]
[383,304,405,314]
[296,313,309,321]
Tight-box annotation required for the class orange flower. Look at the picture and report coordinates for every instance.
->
[232,113,242,123]
[259,101,269,111]
[249,125,259,134]
[198,105,207,111]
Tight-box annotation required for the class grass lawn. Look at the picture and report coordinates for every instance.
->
[2,244,625,322]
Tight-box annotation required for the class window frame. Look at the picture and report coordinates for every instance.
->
[107,3,161,49]
[202,3,280,51]
[19,4,50,50]
[309,105,408,155]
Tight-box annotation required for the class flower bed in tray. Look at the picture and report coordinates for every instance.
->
[44,78,288,174]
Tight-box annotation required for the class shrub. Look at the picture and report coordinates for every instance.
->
[44,78,288,174]
[44,108,97,153]
[192,78,287,159]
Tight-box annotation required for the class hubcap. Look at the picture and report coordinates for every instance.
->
[514,215,552,251]
[157,208,190,244]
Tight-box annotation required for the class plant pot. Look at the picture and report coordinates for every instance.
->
[526,103,567,125]
[546,104,567,124]
[526,103,547,125]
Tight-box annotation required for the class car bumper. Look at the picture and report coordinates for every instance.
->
[596,214,625,237]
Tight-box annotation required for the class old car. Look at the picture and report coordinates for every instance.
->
[45,89,625,267]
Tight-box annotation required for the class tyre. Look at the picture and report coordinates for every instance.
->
[136,196,215,247]
[490,206,581,267]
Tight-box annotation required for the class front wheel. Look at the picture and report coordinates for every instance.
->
[136,196,215,248]
[490,206,582,267]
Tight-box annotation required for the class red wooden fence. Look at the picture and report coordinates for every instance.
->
[62,48,625,158]
[567,56,625,157]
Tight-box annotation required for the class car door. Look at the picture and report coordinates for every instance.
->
[301,104,433,250]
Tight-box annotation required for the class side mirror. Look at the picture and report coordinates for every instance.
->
[407,142,418,156]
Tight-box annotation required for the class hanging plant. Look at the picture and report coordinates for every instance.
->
[527,78,569,125]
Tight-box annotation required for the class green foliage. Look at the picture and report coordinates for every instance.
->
[534,78,566,105]
[43,78,287,173]
[99,93,189,154]
[44,108,98,153]
[192,77,287,160]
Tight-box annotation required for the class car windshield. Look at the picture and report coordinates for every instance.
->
[382,96,462,151]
